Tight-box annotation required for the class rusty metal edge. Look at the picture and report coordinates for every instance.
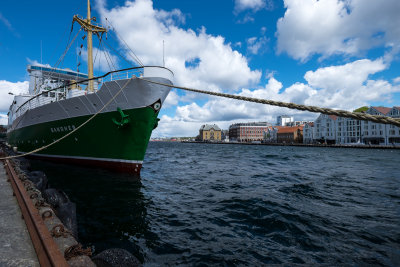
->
[4,159,70,267]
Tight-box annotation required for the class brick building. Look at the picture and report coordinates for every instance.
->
[229,122,271,142]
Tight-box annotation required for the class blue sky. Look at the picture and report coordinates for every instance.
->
[1,0,399,136]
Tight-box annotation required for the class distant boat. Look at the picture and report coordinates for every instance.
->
[7,0,173,175]
[344,140,366,146]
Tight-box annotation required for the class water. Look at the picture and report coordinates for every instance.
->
[30,142,400,266]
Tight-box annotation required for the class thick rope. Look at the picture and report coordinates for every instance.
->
[139,78,400,127]
[1,78,133,160]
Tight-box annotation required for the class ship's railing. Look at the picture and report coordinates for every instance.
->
[11,66,174,123]
[10,92,66,124]
[99,69,144,84]
[98,66,174,85]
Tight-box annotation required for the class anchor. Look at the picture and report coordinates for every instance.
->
[112,107,130,128]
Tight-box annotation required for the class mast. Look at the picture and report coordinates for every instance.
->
[87,0,94,91]
[72,0,106,92]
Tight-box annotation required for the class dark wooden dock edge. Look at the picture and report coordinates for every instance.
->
[181,141,400,150]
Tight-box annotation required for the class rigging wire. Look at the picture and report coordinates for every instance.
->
[49,25,71,68]
[98,39,114,72]
[103,39,134,67]
[54,28,82,69]
[93,34,103,66]
[105,47,118,71]
[53,23,75,69]
[105,17,144,66]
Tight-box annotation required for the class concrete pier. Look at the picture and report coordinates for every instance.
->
[0,163,39,267]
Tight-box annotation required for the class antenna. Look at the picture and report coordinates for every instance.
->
[40,40,42,64]
[163,40,165,67]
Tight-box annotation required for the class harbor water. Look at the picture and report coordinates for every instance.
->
[30,142,400,266]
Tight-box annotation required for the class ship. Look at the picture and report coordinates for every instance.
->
[6,1,173,175]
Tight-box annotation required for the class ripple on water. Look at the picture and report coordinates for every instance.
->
[29,142,400,266]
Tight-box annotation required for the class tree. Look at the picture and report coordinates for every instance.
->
[353,106,369,113]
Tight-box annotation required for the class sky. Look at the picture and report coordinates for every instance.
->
[1,0,400,137]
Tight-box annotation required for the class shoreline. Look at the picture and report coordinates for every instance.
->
[180,141,400,150]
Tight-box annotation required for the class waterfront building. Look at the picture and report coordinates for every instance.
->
[263,126,282,143]
[314,114,337,144]
[276,126,304,143]
[229,122,271,142]
[303,122,314,144]
[389,106,400,118]
[277,115,294,126]
[286,120,310,126]
[360,106,391,145]
[387,107,400,144]
[309,106,400,145]
[199,124,221,141]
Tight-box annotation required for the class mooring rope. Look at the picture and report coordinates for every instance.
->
[0,78,133,160]
[2,72,399,160]
[139,78,400,128]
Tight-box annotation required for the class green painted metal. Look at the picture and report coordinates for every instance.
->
[7,106,159,161]
[112,107,131,128]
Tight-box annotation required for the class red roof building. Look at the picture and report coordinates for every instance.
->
[277,126,304,144]
[369,106,392,115]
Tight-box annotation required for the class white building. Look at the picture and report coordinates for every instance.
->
[387,107,400,144]
[286,120,310,126]
[304,106,400,145]
[314,114,337,144]
[362,107,392,145]
[303,122,314,144]
[277,115,294,126]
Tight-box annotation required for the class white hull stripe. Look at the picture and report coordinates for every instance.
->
[18,152,143,165]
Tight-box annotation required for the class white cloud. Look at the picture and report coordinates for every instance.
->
[0,12,19,37]
[393,77,400,84]
[162,89,179,108]
[153,58,400,137]
[246,36,268,55]
[276,0,400,61]
[300,58,400,108]
[0,114,8,125]
[304,58,386,90]
[260,26,267,35]
[0,12,12,30]
[27,58,51,68]
[234,0,273,23]
[234,0,267,13]
[97,0,261,91]
[91,0,400,137]
[0,80,29,113]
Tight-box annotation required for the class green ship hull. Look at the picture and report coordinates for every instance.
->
[8,106,160,175]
